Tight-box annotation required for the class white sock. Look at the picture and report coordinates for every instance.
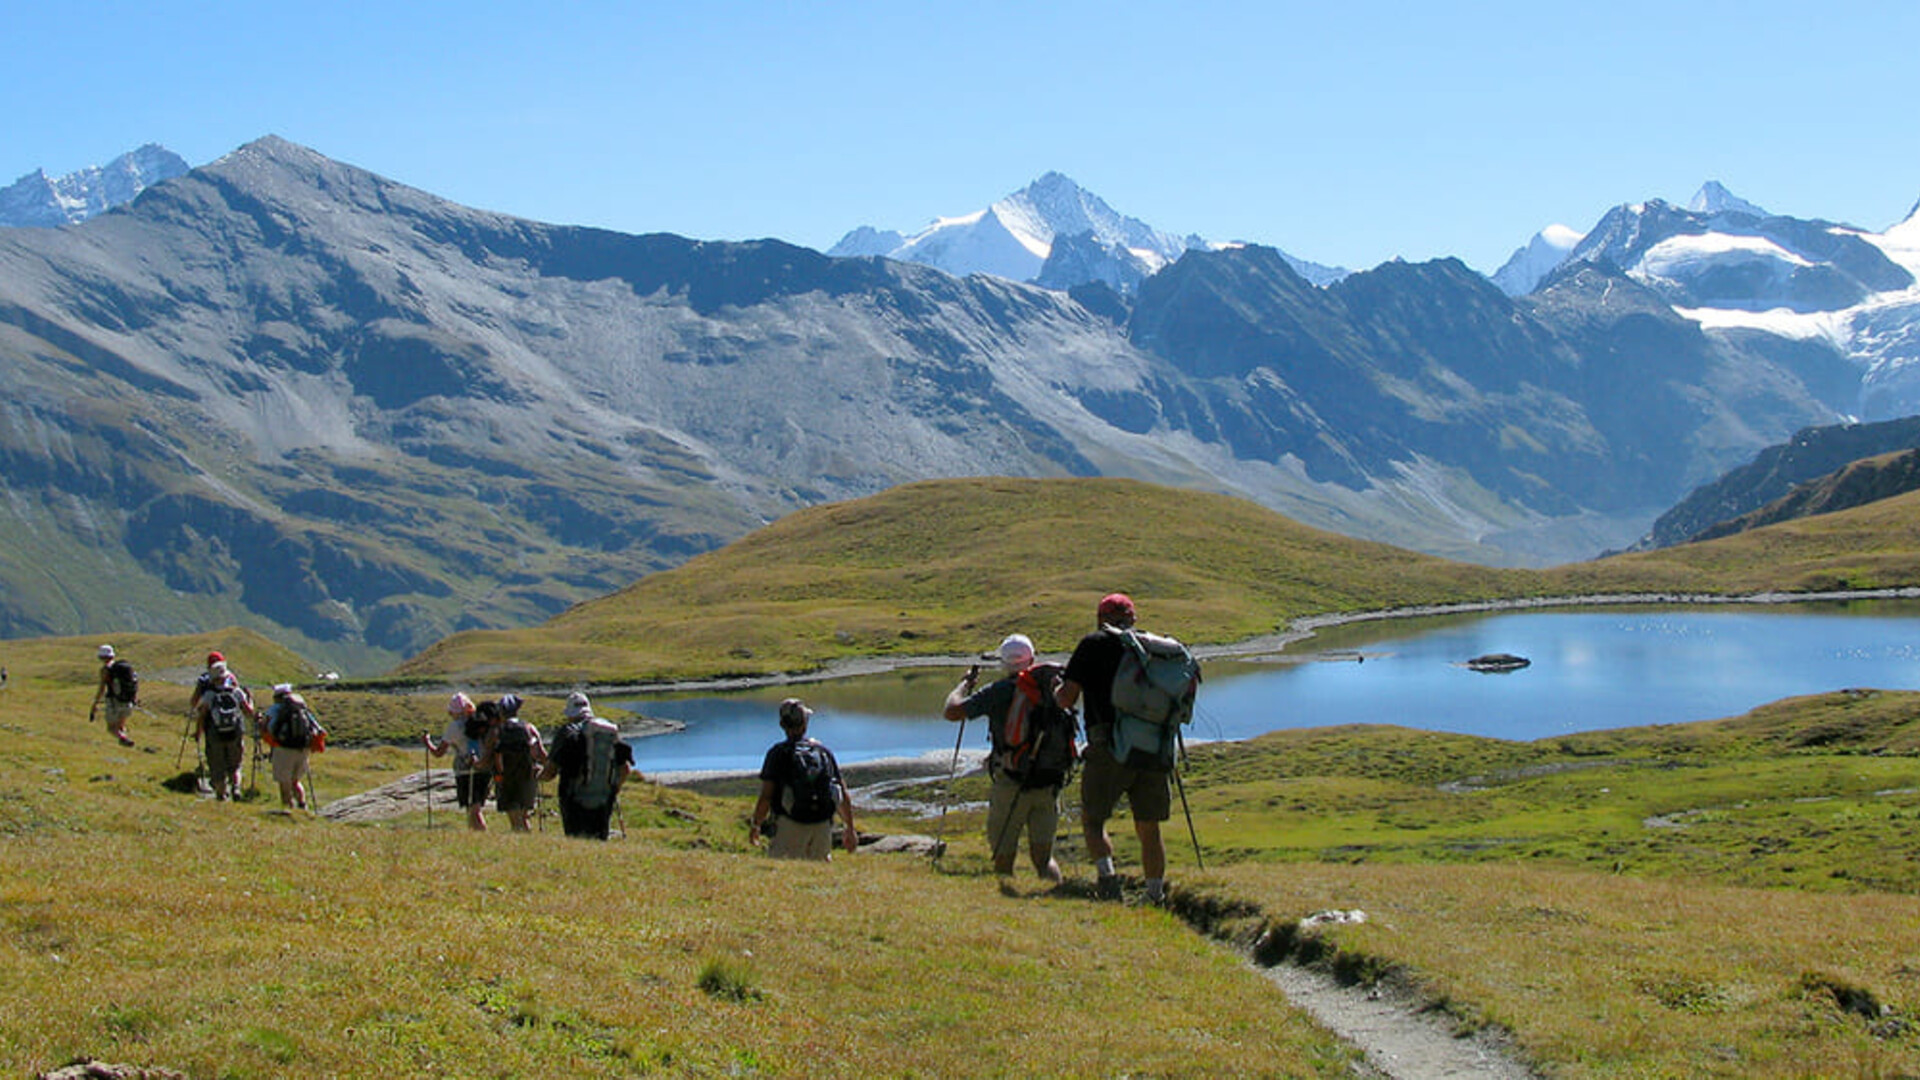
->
[1096,856,1115,877]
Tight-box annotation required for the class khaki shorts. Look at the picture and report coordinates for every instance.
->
[985,773,1061,861]
[1079,735,1171,826]
[271,746,310,786]
[767,817,834,861]
[103,699,133,730]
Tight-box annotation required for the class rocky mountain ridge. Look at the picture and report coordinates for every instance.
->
[0,144,189,227]
[0,137,1860,669]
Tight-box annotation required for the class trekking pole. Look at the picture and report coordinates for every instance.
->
[933,715,966,859]
[1173,728,1203,871]
[423,731,434,830]
[175,717,193,770]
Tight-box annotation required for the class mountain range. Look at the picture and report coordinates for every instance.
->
[0,137,1905,671]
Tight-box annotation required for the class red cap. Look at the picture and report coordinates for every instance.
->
[207,651,225,665]
[1098,592,1135,626]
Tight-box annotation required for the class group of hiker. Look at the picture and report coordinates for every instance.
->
[91,646,326,809]
[85,590,1200,885]
[424,690,635,840]
[940,591,1197,901]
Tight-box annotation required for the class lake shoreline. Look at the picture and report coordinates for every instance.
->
[603,586,1920,698]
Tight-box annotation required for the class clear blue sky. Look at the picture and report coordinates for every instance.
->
[5,1,1917,274]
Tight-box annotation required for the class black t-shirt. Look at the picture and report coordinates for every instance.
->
[758,736,843,817]
[1064,629,1127,732]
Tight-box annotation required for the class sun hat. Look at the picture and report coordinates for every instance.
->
[207,651,224,665]
[98,644,115,660]
[565,692,591,719]
[272,683,294,698]
[499,693,523,716]
[998,633,1035,671]
[448,692,475,716]
[1098,592,1136,627]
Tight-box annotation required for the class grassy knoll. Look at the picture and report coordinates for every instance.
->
[396,478,1920,687]
[397,477,1540,684]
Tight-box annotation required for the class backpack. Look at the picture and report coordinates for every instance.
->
[271,700,319,750]
[995,663,1079,789]
[568,718,622,810]
[106,659,139,704]
[493,719,536,782]
[779,739,841,824]
[206,683,247,741]
[1107,627,1201,771]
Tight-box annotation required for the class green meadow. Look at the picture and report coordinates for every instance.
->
[4,477,1920,1077]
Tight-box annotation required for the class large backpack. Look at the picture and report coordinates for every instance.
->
[996,663,1079,789]
[271,699,319,749]
[206,682,247,741]
[568,718,622,810]
[779,739,841,824]
[493,719,536,783]
[1107,627,1201,771]
[106,659,139,704]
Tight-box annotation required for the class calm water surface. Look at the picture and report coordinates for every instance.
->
[625,602,1920,775]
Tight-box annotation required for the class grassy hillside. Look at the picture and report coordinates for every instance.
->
[398,477,1542,684]
[4,629,1917,1077]
[397,476,1920,686]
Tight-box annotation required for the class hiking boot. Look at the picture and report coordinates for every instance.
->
[1096,874,1123,901]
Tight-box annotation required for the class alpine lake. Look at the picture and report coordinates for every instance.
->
[620,599,1920,778]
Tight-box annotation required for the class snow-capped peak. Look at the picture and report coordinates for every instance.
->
[0,143,190,228]
[1687,181,1768,219]
[1490,223,1586,296]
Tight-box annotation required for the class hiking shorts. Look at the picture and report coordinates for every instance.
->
[1080,736,1172,826]
[985,773,1060,862]
[767,816,834,861]
[206,736,244,785]
[494,771,536,814]
[454,770,492,809]
[103,699,133,730]
[271,746,310,786]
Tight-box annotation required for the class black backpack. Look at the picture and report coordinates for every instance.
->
[779,740,841,824]
[995,663,1079,789]
[206,685,247,741]
[106,659,139,704]
[272,701,317,749]
[493,719,536,782]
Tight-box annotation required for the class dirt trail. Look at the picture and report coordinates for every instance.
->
[1256,962,1538,1079]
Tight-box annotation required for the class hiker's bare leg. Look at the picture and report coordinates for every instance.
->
[1031,843,1062,882]
[1135,819,1165,881]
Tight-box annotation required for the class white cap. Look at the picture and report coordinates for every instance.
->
[998,634,1035,671]
[565,692,591,719]
[98,644,115,660]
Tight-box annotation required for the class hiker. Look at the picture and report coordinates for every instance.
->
[943,633,1074,882]
[193,662,257,801]
[750,698,857,861]
[264,684,324,810]
[1057,592,1172,902]
[540,692,634,840]
[189,651,237,714]
[478,694,546,832]
[423,692,493,831]
[90,644,138,747]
